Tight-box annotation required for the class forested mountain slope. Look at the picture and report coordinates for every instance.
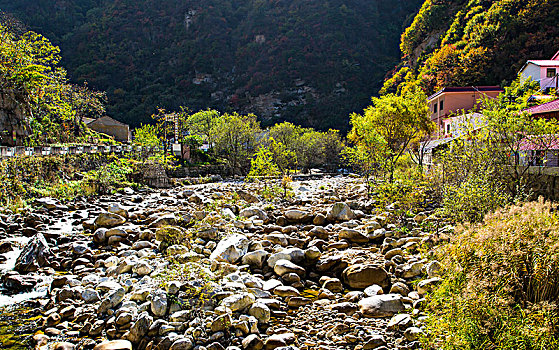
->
[383,0,559,95]
[0,0,422,130]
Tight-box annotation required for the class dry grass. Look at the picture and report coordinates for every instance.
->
[423,199,559,349]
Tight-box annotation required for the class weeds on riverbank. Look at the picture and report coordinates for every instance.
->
[422,199,559,349]
[0,154,138,211]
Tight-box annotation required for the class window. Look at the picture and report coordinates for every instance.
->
[433,103,438,113]
[547,68,556,78]
[446,124,451,134]
[440,100,444,111]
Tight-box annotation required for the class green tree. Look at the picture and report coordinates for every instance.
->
[187,109,219,151]
[211,112,262,175]
[346,87,433,182]
[247,146,280,180]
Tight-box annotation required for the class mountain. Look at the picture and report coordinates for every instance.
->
[0,0,423,131]
[383,0,559,95]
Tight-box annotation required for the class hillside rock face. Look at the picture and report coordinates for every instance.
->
[0,0,423,130]
[0,91,30,146]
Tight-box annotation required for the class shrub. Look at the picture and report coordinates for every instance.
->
[422,200,559,349]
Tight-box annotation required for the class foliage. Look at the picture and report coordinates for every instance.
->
[211,112,261,175]
[0,0,423,131]
[436,79,559,223]
[392,0,559,95]
[133,124,159,148]
[247,146,280,180]
[346,87,433,181]
[187,109,219,149]
[423,200,559,349]
[0,24,106,145]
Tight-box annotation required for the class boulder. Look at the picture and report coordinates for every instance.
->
[3,274,41,292]
[343,264,390,289]
[210,234,250,263]
[239,207,268,221]
[220,292,256,312]
[127,312,153,343]
[93,340,133,350]
[284,210,309,222]
[242,250,268,268]
[94,212,126,228]
[358,294,405,318]
[327,202,355,222]
[273,259,305,277]
[338,228,368,244]
[14,233,51,273]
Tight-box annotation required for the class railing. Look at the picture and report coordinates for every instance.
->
[0,145,161,158]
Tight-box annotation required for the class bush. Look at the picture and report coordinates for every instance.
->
[422,200,559,349]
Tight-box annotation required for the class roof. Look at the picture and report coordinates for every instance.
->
[525,60,559,67]
[522,99,559,115]
[83,117,95,125]
[519,134,559,151]
[428,86,504,100]
[423,137,454,152]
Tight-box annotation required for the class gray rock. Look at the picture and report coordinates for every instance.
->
[82,288,100,303]
[210,234,250,263]
[284,210,309,222]
[150,290,168,317]
[98,287,125,314]
[273,259,305,277]
[242,250,268,268]
[358,294,405,318]
[132,260,153,276]
[339,228,368,243]
[248,302,271,323]
[127,312,153,343]
[239,207,268,221]
[14,233,51,273]
[220,292,255,312]
[343,264,390,289]
[169,337,194,350]
[94,212,126,228]
[327,202,355,222]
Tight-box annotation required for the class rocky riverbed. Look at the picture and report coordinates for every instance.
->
[0,176,449,350]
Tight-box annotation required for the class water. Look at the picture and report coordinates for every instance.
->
[0,303,41,349]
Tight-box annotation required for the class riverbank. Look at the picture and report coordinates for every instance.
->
[0,176,444,350]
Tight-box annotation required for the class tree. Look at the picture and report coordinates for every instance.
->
[346,87,433,182]
[247,146,280,180]
[187,109,219,151]
[211,113,262,175]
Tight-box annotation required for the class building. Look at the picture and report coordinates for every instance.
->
[522,98,559,120]
[519,50,559,91]
[427,86,503,138]
[86,116,131,142]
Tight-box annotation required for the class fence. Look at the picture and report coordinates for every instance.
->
[0,145,161,158]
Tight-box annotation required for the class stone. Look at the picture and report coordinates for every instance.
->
[417,277,441,295]
[264,333,296,349]
[210,234,250,263]
[93,228,108,244]
[363,335,386,350]
[98,287,126,314]
[127,312,153,343]
[220,292,256,312]
[14,232,51,272]
[327,202,355,222]
[404,327,423,341]
[237,190,261,203]
[322,278,343,293]
[169,338,194,350]
[248,302,271,323]
[313,214,327,226]
[402,261,424,278]
[387,313,413,330]
[242,250,268,268]
[358,294,405,318]
[338,228,368,243]
[3,274,41,292]
[343,264,390,289]
[328,302,359,315]
[155,226,185,243]
[304,246,321,260]
[95,212,126,228]
[364,284,383,297]
[284,210,309,222]
[93,340,133,350]
[211,313,232,332]
[273,259,305,277]
[108,203,128,218]
[239,207,268,221]
[242,334,264,350]
[52,342,76,350]
[133,260,153,276]
[273,286,300,297]
[82,288,100,303]
[151,290,168,317]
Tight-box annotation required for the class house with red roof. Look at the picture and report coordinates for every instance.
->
[519,50,559,91]
[522,98,559,120]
